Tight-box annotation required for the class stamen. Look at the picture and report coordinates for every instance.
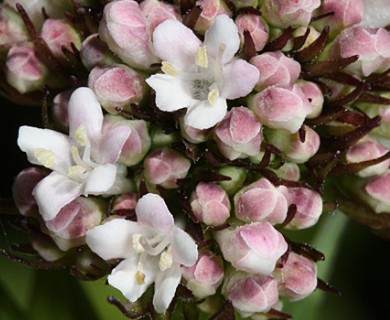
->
[140,236,170,256]
[159,250,173,271]
[71,146,86,167]
[132,233,145,254]
[161,61,177,76]
[75,126,88,146]
[214,44,226,85]
[208,88,219,105]
[135,271,145,285]
[34,148,55,168]
[196,47,208,68]
[67,165,87,180]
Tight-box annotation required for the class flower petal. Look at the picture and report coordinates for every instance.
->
[146,74,193,112]
[152,19,201,69]
[86,218,141,260]
[99,125,132,164]
[136,193,174,232]
[171,227,198,267]
[221,60,259,99]
[184,98,227,129]
[68,87,103,145]
[362,0,390,28]
[152,264,181,313]
[83,163,117,194]
[204,15,240,64]
[108,255,159,302]
[33,171,82,221]
[17,126,72,171]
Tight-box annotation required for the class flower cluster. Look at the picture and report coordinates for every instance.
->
[2,0,390,318]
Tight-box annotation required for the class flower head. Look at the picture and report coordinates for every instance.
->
[86,193,198,313]
[17,87,132,221]
[146,15,259,129]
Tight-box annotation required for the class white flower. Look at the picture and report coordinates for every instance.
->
[86,193,198,313]
[17,87,132,221]
[362,0,390,28]
[146,15,259,130]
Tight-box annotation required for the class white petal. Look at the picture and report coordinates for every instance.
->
[184,98,227,129]
[33,172,82,221]
[221,60,259,99]
[83,163,117,194]
[152,19,201,69]
[17,126,72,170]
[99,125,131,164]
[86,218,141,260]
[171,227,198,267]
[136,193,174,232]
[362,0,390,27]
[108,255,159,302]
[68,87,103,145]
[152,264,181,313]
[146,74,193,112]
[204,15,240,64]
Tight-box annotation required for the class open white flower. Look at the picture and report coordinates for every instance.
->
[146,15,259,129]
[86,193,198,313]
[17,87,132,221]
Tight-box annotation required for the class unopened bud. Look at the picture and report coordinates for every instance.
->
[194,0,232,34]
[236,13,269,52]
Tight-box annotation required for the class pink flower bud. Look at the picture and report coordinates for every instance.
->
[296,80,324,119]
[194,0,232,33]
[314,0,364,36]
[179,120,213,144]
[143,147,191,189]
[261,0,321,28]
[235,13,269,52]
[99,0,159,70]
[30,231,66,262]
[139,0,181,33]
[111,192,138,211]
[365,173,390,213]
[215,222,288,274]
[88,65,146,114]
[80,33,120,70]
[6,42,48,93]
[52,90,72,130]
[250,51,301,91]
[0,5,28,50]
[336,26,390,77]
[182,251,224,298]
[283,187,323,229]
[346,137,390,177]
[267,125,320,164]
[103,115,151,166]
[45,197,104,240]
[249,84,313,133]
[190,182,231,225]
[222,271,279,315]
[215,107,262,161]
[274,252,317,301]
[12,167,47,217]
[40,19,81,59]
[273,163,301,181]
[234,178,288,225]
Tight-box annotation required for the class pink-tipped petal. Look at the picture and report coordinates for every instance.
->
[99,125,132,164]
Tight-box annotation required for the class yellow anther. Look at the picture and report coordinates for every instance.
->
[161,61,177,76]
[34,148,55,168]
[135,271,145,285]
[159,251,173,271]
[132,234,145,254]
[67,165,86,180]
[195,47,208,68]
[208,89,219,105]
[75,126,88,146]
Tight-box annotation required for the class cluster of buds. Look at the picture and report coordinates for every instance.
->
[2,0,390,319]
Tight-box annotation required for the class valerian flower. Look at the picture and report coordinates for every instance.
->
[86,193,198,313]
[17,87,132,221]
[146,14,259,129]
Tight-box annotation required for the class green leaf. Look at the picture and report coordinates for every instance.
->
[0,281,27,320]
[29,270,99,320]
